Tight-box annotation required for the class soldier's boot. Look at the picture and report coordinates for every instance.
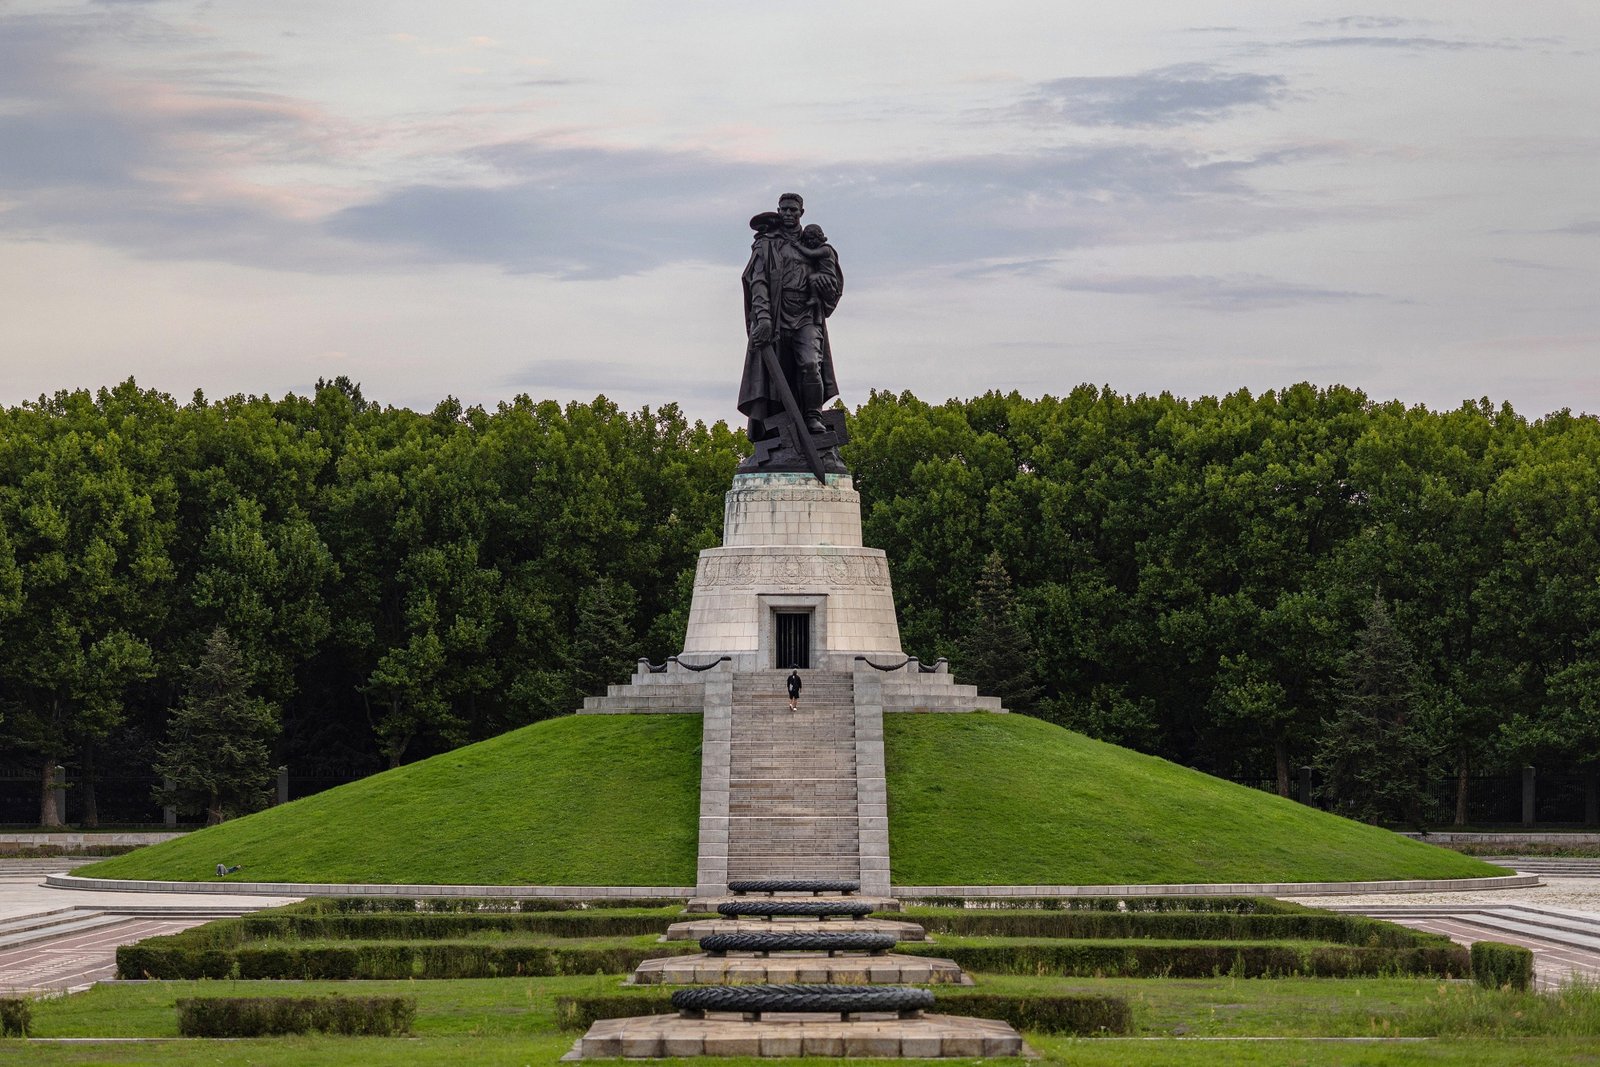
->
[801,378,827,434]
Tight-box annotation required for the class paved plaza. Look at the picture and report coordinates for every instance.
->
[0,860,295,993]
[1300,859,1600,989]
[7,857,1600,995]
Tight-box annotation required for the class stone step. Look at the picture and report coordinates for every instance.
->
[729,782,858,796]
[730,787,859,804]
[732,769,857,781]
[729,806,858,819]
[631,952,968,986]
[732,756,857,768]
[730,731,855,739]
[723,869,865,884]
[729,793,858,805]
[729,739,857,749]
[738,704,858,711]
[664,917,925,942]
[729,758,851,767]
[0,907,89,936]
[727,840,862,852]
[0,911,130,950]
[728,842,861,854]
[733,714,855,723]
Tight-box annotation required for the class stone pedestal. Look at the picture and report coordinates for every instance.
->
[682,473,903,671]
[631,952,967,985]
[567,1013,1024,1059]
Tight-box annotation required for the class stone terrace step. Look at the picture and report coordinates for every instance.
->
[0,911,130,950]
[732,770,855,779]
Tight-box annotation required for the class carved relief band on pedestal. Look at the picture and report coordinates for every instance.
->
[695,551,891,589]
[727,487,861,505]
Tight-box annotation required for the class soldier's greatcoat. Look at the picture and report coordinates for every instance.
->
[738,231,841,441]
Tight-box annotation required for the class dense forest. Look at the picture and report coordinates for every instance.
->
[2,378,1597,828]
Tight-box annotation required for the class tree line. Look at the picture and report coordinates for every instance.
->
[2,378,1597,827]
[853,385,1600,825]
[0,378,741,824]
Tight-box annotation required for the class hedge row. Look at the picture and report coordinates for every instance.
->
[238,912,681,941]
[904,910,1438,947]
[0,844,137,859]
[903,941,1470,979]
[554,992,1132,1035]
[286,897,687,915]
[175,996,415,1037]
[1471,941,1535,991]
[141,909,688,952]
[901,896,1303,914]
[117,940,698,981]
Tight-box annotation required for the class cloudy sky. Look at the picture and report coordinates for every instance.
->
[2,1,1596,422]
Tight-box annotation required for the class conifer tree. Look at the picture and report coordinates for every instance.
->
[1314,596,1435,824]
[571,579,638,701]
[156,627,280,825]
[954,552,1041,711]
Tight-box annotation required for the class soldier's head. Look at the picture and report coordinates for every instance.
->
[777,193,804,231]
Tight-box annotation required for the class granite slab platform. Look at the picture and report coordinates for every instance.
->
[688,894,899,912]
[565,1012,1023,1059]
[664,917,926,942]
[631,951,967,985]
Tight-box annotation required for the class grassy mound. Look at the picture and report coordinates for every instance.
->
[82,708,1504,887]
[885,714,1505,885]
[80,715,701,886]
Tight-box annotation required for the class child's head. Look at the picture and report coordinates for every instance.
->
[800,223,827,247]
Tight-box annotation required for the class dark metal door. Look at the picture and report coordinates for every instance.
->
[776,613,810,669]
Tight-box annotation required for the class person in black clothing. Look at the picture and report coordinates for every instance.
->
[786,667,802,712]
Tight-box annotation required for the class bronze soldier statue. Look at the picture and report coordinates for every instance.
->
[737,193,847,480]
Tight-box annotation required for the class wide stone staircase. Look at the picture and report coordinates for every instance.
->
[726,671,862,883]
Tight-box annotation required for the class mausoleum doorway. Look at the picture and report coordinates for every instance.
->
[775,612,811,668]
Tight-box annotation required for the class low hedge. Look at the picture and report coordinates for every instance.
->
[901,896,1303,914]
[902,910,1436,947]
[286,897,687,914]
[0,844,138,859]
[554,992,1132,1035]
[118,940,700,980]
[903,940,1469,979]
[1,998,30,1038]
[1471,941,1535,991]
[237,912,681,941]
[933,992,1131,1035]
[175,996,415,1037]
[136,908,693,952]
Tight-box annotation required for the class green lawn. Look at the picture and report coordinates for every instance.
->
[19,975,1600,1065]
[885,714,1506,885]
[79,714,702,885]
